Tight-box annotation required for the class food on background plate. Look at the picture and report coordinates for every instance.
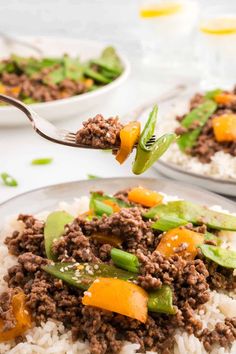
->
[0,185,236,353]
[0,47,123,103]
[76,105,176,174]
[159,86,236,180]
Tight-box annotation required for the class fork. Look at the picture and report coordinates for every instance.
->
[0,84,185,150]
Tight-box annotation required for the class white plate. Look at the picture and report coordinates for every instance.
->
[0,177,235,230]
[0,36,130,127]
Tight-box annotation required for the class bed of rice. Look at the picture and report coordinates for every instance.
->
[0,195,235,354]
[157,102,236,181]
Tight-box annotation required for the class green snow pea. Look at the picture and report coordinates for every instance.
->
[132,106,176,175]
[148,285,176,314]
[199,244,236,269]
[144,200,236,231]
[177,100,217,152]
[44,211,74,260]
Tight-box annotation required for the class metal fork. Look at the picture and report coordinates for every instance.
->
[0,84,185,150]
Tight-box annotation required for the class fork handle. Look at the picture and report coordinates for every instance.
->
[0,94,35,123]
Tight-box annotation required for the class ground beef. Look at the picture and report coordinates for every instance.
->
[200,317,236,351]
[1,70,87,103]
[2,191,236,353]
[204,260,236,292]
[52,222,99,263]
[75,114,123,148]
[113,188,131,204]
[190,112,236,163]
[175,91,236,163]
[80,207,157,254]
[137,251,210,310]
[5,214,45,257]
[0,289,16,331]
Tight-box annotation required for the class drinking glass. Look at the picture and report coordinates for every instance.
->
[198,3,236,90]
[138,0,199,69]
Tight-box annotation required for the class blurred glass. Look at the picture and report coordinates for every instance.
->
[138,0,199,68]
[198,3,236,90]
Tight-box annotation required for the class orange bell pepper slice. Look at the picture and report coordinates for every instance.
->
[0,291,32,342]
[102,200,121,213]
[90,233,122,247]
[82,277,148,323]
[214,93,236,105]
[128,186,163,207]
[212,114,236,142]
[156,227,204,260]
[116,122,141,164]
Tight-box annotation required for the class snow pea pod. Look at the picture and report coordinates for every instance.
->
[144,200,236,231]
[177,100,217,152]
[43,261,175,314]
[44,211,74,261]
[43,262,137,290]
[199,244,236,269]
[132,106,176,175]
[148,285,176,314]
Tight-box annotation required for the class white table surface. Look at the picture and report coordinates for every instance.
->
[0,61,180,204]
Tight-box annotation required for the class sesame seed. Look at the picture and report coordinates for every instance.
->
[84,291,92,297]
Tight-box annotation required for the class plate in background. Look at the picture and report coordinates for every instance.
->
[0,177,235,230]
[0,36,130,127]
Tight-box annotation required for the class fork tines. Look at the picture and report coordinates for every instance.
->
[145,135,156,147]
[62,132,77,143]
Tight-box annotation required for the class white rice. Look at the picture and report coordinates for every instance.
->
[158,108,236,181]
[0,196,235,354]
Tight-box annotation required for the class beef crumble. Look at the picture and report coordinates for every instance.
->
[75,114,123,149]
[5,214,45,257]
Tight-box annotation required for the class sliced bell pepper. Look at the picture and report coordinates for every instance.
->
[44,211,74,261]
[0,291,31,342]
[214,93,236,105]
[212,114,236,142]
[156,227,204,259]
[91,233,123,247]
[116,122,141,164]
[82,277,148,323]
[132,105,176,175]
[177,100,217,152]
[127,186,163,207]
[144,200,236,231]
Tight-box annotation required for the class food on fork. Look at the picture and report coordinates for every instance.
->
[75,106,176,174]
[0,185,236,353]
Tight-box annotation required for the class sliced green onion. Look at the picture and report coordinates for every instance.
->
[31,158,53,165]
[111,248,140,273]
[87,174,100,180]
[151,215,188,232]
[1,172,18,187]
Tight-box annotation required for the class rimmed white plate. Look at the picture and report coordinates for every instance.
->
[0,36,130,127]
[0,177,235,230]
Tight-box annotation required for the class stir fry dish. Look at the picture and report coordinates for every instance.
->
[0,186,236,353]
[75,106,176,174]
[175,87,236,163]
[0,47,123,103]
